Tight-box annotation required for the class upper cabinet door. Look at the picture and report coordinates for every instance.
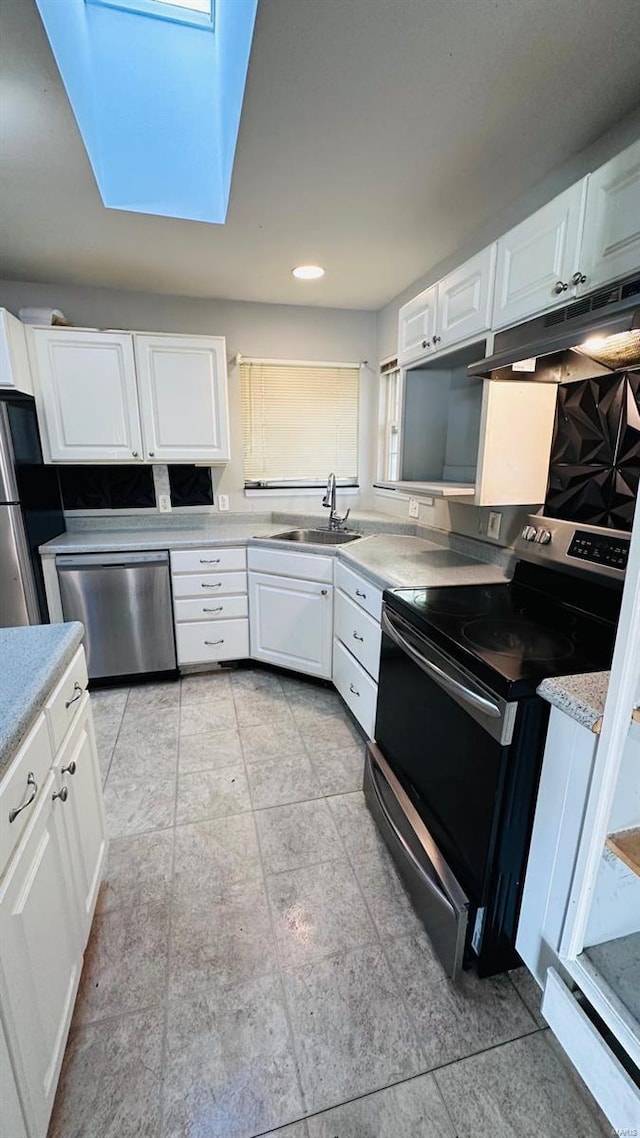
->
[0,310,33,395]
[579,140,640,294]
[492,180,586,330]
[398,285,437,366]
[31,329,142,463]
[135,334,231,463]
[436,245,496,353]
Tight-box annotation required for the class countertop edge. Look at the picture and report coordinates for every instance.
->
[537,671,610,733]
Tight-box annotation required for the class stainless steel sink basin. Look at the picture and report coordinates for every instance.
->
[270,529,361,545]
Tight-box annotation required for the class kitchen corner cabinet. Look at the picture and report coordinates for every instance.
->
[30,327,230,464]
[0,309,33,395]
[248,547,334,679]
[0,650,107,1138]
[579,139,640,294]
[398,245,495,367]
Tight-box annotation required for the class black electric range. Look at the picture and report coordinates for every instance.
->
[366,517,627,981]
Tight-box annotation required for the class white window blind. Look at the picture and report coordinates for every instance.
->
[240,360,360,487]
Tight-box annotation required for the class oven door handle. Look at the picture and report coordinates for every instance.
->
[381,608,502,720]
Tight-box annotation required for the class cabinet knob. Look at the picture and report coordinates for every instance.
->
[421,339,431,349]
[432,334,441,344]
[321,588,328,595]
[132,450,139,458]
[62,760,77,776]
[571,271,587,286]
[148,451,155,458]
[553,280,569,295]
[52,786,68,804]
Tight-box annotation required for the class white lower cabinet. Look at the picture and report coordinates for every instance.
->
[249,570,333,679]
[176,618,249,665]
[0,649,107,1138]
[332,564,382,737]
[171,546,250,665]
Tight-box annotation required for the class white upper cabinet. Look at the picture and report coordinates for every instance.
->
[437,245,496,353]
[398,247,495,367]
[398,285,437,366]
[134,334,230,463]
[0,309,33,395]
[31,328,143,463]
[579,139,640,293]
[492,180,587,330]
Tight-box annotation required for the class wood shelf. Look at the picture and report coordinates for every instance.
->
[606,828,640,878]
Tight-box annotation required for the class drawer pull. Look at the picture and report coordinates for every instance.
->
[349,683,360,697]
[201,582,223,589]
[353,631,364,641]
[203,606,223,613]
[199,558,220,564]
[204,639,224,646]
[62,760,77,776]
[355,589,367,598]
[9,772,37,823]
[65,682,84,709]
[52,786,68,804]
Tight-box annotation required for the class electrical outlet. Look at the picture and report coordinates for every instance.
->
[218,494,230,511]
[158,494,171,513]
[408,497,420,519]
[487,511,502,540]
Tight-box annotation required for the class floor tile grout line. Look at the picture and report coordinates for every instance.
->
[239,714,311,1123]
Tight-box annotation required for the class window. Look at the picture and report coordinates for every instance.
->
[87,0,214,29]
[240,359,360,489]
[378,359,402,482]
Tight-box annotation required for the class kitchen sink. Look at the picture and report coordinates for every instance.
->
[270,528,362,545]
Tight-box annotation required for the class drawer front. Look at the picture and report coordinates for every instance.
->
[248,546,334,583]
[333,638,378,739]
[45,647,89,754]
[176,619,249,664]
[335,561,383,621]
[542,968,640,1130]
[172,571,247,599]
[335,589,381,680]
[170,547,246,574]
[0,715,52,876]
[174,595,249,623]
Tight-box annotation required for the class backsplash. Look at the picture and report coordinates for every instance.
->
[61,464,214,513]
[168,465,213,507]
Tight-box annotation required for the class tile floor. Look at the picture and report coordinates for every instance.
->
[48,667,611,1138]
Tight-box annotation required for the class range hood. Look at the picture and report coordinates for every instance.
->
[470,274,640,376]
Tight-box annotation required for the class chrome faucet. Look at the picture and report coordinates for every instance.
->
[322,472,350,531]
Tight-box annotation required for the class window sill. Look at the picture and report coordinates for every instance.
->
[244,486,360,499]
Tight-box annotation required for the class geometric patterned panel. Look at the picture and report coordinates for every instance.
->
[545,370,640,532]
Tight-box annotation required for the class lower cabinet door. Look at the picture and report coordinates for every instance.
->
[0,1018,29,1138]
[0,772,82,1137]
[249,572,333,679]
[176,618,249,664]
[56,697,108,940]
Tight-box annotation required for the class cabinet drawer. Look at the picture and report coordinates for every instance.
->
[335,590,381,681]
[172,571,247,599]
[0,715,52,876]
[333,639,378,739]
[248,546,333,583]
[170,547,246,574]
[45,647,89,754]
[335,561,383,621]
[176,619,249,664]
[174,595,249,623]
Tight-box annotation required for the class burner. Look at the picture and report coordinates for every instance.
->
[462,618,575,662]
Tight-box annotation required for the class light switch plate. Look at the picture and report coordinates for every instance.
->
[218,494,230,511]
[408,497,420,519]
[487,511,502,540]
[158,494,171,513]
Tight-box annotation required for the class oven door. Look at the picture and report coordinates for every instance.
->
[373,606,518,951]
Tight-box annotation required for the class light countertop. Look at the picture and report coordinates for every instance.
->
[0,622,85,777]
[537,671,610,732]
[339,534,509,590]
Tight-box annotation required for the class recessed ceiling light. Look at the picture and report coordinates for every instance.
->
[292,265,325,280]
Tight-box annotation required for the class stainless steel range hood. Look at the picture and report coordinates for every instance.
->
[470,274,640,376]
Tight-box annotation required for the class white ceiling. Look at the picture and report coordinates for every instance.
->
[2,0,640,310]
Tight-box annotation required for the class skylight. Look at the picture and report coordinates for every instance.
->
[88,0,215,30]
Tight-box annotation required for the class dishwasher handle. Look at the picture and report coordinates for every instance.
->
[56,551,170,570]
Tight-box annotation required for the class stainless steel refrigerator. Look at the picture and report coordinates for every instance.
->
[0,396,66,627]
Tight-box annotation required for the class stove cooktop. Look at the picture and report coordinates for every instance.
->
[385,561,621,700]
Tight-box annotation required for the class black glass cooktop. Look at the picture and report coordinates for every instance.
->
[385,560,621,700]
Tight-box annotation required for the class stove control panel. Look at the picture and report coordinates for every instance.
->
[567,530,630,570]
[521,525,552,544]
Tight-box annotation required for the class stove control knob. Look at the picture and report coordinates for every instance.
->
[534,528,552,544]
[522,526,537,541]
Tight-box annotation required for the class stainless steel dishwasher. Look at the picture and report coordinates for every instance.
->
[56,551,177,679]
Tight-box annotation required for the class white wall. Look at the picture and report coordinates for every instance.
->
[0,280,378,514]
